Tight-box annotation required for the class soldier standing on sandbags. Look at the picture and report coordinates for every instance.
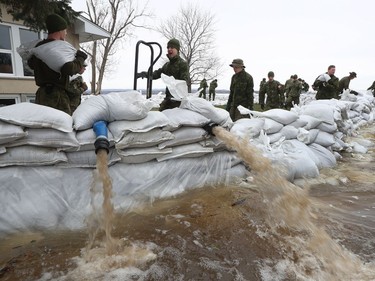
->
[259,71,284,110]
[226,59,254,121]
[137,38,189,111]
[339,72,357,95]
[28,14,87,115]
[312,65,339,100]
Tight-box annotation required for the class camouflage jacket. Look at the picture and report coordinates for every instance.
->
[227,70,254,110]
[338,76,351,93]
[287,80,302,97]
[152,54,189,98]
[259,79,284,107]
[313,74,339,99]
[199,79,208,90]
[209,80,218,91]
[27,39,85,90]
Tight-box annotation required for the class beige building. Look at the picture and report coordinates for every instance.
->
[0,4,110,106]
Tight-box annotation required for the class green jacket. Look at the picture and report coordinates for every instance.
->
[313,74,339,99]
[259,79,284,108]
[28,39,86,115]
[338,76,351,93]
[288,80,302,97]
[209,80,218,92]
[152,54,189,98]
[226,70,254,111]
[199,79,208,90]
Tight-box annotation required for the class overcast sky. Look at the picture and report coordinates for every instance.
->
[72,0,375,91]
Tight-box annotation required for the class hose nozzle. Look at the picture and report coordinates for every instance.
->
[93,120,109,154]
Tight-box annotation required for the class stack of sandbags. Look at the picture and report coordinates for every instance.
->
[233,91,375,182]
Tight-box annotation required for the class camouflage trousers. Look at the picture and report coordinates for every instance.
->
[285,94,300,110]
[229,106,249,122]
[209,90,215,101]
[35,85,72,115]
[159,97,181,111]
[199,89,207,99]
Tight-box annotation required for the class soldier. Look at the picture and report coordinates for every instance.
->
[28,14,88,115]
[367,81,375,96]
[312,65,339,100]
[198,78,208,99]
[209,79,218,101]
[299,79,309,92]
[339,72,357,95]
[284,75,294,100]
[226,59,254,121]
[137,38,189,111]
[259,78,266,92]
[67,63,88,113]
[259,71,284,110]
[285,74,302,110]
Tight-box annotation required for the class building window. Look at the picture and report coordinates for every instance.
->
[0,23,43,77]
[19,28,39,76]
[0,95,20,107]
[0,25,13,74]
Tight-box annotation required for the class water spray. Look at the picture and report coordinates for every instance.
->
[93,120,110,154]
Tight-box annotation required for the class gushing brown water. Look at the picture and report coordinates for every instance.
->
[85,149,117,256]
[213,126,372,280]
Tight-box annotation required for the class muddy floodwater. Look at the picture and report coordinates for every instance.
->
[0,127,374,281]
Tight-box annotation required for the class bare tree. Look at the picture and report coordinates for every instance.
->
[82,0,151,94]
[157,3,223,92]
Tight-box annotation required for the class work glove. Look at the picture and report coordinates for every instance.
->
[350,90,359,95]
[76,50,88,60]
[202,122,219,136]
[260,104,265,110]
[136,71,148,79]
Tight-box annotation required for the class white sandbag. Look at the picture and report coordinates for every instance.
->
[308,143,337,168]
[30,40,76,73]
[230,118,265,139]
[6,128,79,149]
[316,73,331,82]
[162,108,210,129]
[102,91,154,121]
[288,117,309,128]
[63,128,115,152]
[279,125,299,140]
[316,121,338,133]
[108,111,172,142]
[73,91,152,130]
[179,96,233,128]
[263,118,284,134]
[0,121,27,145]
[0,147,6,155]
[350,142,368,154]
[199,137,227,151]
[314,131,336,147]
[297,128,317,144]
[116,128,174,149]
[0,146,67,167]
[158,127,207,149]
[0,103,73,132]
[156,143,214,162]
[267,132,285,144]
[117,147,172,164]
[248,108,299,125]
[302,104,335,125]
[161,74,189,100]
[299,114,323,129]
[57,149,121,168]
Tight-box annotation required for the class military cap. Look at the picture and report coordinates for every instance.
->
[167,38,180,51]
[46,14,68,34]
[268,71,275,77]
[230,59,245,68]
[349,72,357,77]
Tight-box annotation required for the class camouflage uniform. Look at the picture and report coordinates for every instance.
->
[367,81,375,97]
[259,80,284,110]
[209,79,218,101]
[285,79,302,110]
[226,70,254,121]
[284,76,294,98]
[301,80,309,92]
[28,39,86,115]
[66,75,88,113]
[338,76,351,94]
[198,79,208,99]
[312,74,339,100]
[152,54,189,111]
